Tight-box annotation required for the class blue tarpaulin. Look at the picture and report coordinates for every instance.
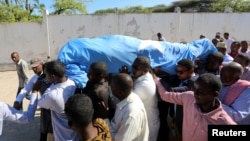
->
[57,35,217,88]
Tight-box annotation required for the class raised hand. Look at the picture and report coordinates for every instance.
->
[13,101,22,110]
[119,65,130,74]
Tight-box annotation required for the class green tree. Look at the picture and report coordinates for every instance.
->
[28,0,45,16]
[0,0,44,22]
[119,6,152,13]
[95,8,117,14]
[165,0,250,12]
[0,4,15,22]
[210,0,250,12]
[150,4,169,13]
[52,0,88,15]
[95,6,152,14]
[0,0,90,22]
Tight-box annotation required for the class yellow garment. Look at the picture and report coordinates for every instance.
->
[86,118,112,141]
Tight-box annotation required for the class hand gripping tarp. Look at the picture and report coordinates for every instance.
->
[57,35,217,88]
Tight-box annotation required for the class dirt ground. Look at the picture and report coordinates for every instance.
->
[0,70,40,141]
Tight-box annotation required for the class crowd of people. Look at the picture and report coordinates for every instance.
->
[0,32,249,141]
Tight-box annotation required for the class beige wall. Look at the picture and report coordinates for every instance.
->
[1,12,250,71]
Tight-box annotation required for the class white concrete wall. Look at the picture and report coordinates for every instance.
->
[1,12,250,71]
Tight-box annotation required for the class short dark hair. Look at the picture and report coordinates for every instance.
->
[221,62,243,77]
[241,40,248,44]
[157,32,162,37]
[44,60,65,78]
[200,34,205,39]
[207,52,224,63]
[11,52,19,57]
[65,94,94,127]
[133,56,151,71]
[195,73,221,92]
[232,41,241,47]
[90,61,108,76]
[177,59,195,70]
[112,73,133,94]
[235,53,250,66]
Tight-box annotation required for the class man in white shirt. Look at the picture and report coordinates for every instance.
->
[0,93,38,138]
[107,73,149,141]
[223,32,234,53]
[131,56,160,141]
[33,60,79,141]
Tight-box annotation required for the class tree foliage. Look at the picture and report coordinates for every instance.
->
[52,0,88,15]
[150,4,170,13]
[0,0,45,22]
[95,6,152,14]
[0,0,89,23]
[210,0,250,12]
[119,6,152,14]
[94,0,250,14]
[95,8,117,14]
[0,4,15,22]
[1,0,250,23]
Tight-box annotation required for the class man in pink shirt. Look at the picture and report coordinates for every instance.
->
[154,73,236,141]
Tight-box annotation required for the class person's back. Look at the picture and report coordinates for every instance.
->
[36,60,78,141]
[155,73,236,141]
[108,73,149,141]
[80,61,110,119]
[131,56,159,141]
[219,62,250,124]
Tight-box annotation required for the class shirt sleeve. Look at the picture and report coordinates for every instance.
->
[221,88,250,123]
[37,91,54,110]
[1,93,38,123]
[154,78,184,105]
[15,75,39,103]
